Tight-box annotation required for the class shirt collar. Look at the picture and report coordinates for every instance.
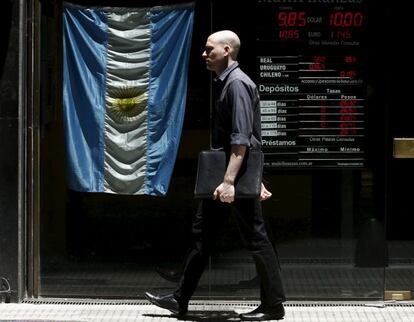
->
[214,62,239,82]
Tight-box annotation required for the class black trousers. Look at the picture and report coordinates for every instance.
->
[174,198,286,307]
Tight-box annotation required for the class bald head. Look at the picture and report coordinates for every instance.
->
[208,30,241,60]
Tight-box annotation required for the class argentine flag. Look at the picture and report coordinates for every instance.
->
[63,2,194,196]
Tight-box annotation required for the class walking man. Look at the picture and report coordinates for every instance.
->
[145,30,286,321]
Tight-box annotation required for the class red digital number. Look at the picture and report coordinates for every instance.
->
[278,11,306,27]
[329,12,363,27]
[340,70,357,78]
[320,104,327,128]
[344,56,357,63]
[314,56,327,63]
[340,100,357,107]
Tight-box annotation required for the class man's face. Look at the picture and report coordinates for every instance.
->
[202,36,227,74]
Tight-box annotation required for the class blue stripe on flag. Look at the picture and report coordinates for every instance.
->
[63,3,194,196]
[145,5,194,195]
[63,5,107,192]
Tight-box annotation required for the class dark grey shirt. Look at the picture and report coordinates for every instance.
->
[212,62,262,152]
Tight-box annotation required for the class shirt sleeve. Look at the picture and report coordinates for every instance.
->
[227,79,253,147]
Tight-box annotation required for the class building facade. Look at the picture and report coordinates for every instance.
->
[1,0,414,303]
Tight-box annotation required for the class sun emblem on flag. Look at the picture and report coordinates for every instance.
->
[107,86,147,122]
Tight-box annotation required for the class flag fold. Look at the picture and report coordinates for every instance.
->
[63,2,194,195]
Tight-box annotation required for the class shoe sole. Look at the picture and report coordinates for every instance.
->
[144,293,185,316]
[240,318,284,321]
[239,314,285,321]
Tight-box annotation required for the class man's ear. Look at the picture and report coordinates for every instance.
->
[223,44,231,57]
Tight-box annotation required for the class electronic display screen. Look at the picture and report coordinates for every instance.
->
[255,0,367,168]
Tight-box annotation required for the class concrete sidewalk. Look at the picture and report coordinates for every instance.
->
[0,300,414,321]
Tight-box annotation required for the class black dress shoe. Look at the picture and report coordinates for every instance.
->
[156,266,182,283]
[239,304,285,321]
[145,292,187,316]
[237,275,260,288]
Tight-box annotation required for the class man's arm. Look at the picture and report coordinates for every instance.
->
[213,144,246,203]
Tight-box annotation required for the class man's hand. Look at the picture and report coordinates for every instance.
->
[213,145,246,203]
[213,182,235,203]
[260,183,272,201]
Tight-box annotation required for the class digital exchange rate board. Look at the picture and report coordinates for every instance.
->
[255,0,367,168]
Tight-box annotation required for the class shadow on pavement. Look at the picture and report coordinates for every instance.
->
[143,310,242,321]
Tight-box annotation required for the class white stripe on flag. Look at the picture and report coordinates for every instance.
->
[104,9,151,194]
[63,3,194,195]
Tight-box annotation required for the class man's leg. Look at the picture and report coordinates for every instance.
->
[146,200,225,315]
[233,198,286,320]
[173,199,226,307]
